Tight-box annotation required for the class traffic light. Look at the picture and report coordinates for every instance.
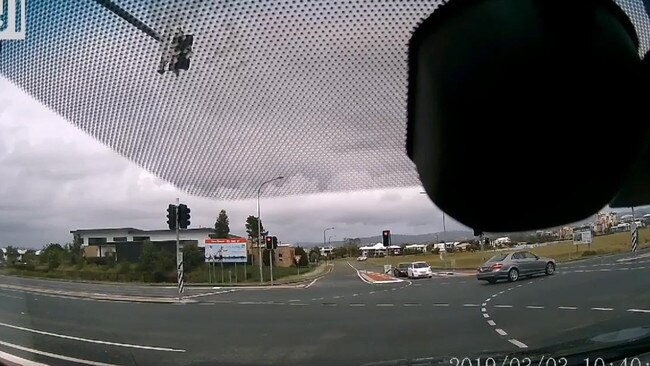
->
[382,230,391,247]
[265,236,278,250]
[178,204,191,229]
[170,31,193,75]
[166,204,177,230]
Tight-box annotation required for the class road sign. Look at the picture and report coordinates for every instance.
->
[573,227,592,245]
[294,255,301,264]
[205,238,247,263]
[632,223,639,252]
[384,264,392,274]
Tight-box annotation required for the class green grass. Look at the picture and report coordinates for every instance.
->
[0,262,318,284]
[363,228,650,270]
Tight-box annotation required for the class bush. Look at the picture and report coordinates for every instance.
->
[117,262,131,274]
[85,257,108,266]
[13,262,35,271]
[581,250,598,257]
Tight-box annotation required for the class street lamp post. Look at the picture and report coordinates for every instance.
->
[323,227,334,263]
[257,176,284,284]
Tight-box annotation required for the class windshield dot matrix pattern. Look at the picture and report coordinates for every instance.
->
[1,0,648,199]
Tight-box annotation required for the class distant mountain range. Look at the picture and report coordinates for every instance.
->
[296,230,475,248]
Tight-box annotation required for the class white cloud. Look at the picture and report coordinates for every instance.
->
[0,78,455,248]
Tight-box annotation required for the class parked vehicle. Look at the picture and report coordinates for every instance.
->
[476,251,556,284]
[407,261,433,279]
[393,262,410,277]
[356,255,368,261]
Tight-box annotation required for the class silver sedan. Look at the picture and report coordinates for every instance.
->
[476,251,556,284]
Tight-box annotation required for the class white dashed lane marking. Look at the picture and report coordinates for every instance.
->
[463,304,480,307]
[495,328,508,336]
[482,313,490,318]
[591,307,613,311]
[433,303,449,307]
[493,305,513,308]
[558,306,577,310]
[525,305,544,309]
[376,304,394,307]
[628,309,650,313]
[487,320,496,326]
[508,339,528,349]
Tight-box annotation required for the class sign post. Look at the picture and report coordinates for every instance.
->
[295,255,302,275]
[573,226,593,254]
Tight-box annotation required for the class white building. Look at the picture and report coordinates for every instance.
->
[320,246,334,256]
[70,227,217,257]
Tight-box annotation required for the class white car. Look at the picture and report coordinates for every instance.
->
[357,255,368,261]
[407,261,433,279]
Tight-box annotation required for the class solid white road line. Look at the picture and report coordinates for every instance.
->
[558,306,577,310]
[487,320,496,326]
[494,305,513,308]
[591,307,613,311]
[0,293,23,300]
[0,321,185,352]
[495,328,508,336]
[304,277,321,289]
[0,340,118,366]
[485,298,491,302]
[0,348,48,366]
[347,262,372,284]
[491,294,498,298]
[627,309,650,313]
[508,339,528,349]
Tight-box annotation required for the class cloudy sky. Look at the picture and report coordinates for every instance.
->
[0,77,463,249]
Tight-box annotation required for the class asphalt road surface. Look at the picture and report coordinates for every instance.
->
[1,251,650,366]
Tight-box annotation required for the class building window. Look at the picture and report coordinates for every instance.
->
[133,236,150,242]
[278,253,283,258]
[88,237,107,245]
[112,237,127,242]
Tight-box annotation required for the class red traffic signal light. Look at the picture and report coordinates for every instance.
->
[382,230,391,246]
[265,236,273,250]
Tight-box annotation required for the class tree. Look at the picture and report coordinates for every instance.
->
[64,241,83,265]
[139,241,157,273]
[182,243,203,272]
[294,246,308,267]
[22,249,37,263]
[40,243,65,269]
[309,247,320,263]
[215,209,230,238]
[5,246,19,265]
[245,216,265,246]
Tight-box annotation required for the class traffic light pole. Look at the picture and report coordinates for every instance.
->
[269,250,274,286]
[175,198,182,301]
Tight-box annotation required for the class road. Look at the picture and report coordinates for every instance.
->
[1,251,650,366]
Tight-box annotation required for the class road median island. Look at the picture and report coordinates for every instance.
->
[0,282,193,304]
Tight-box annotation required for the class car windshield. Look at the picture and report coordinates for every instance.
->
[1,1,649,366]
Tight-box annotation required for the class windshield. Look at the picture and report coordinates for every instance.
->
[1,1,650,366]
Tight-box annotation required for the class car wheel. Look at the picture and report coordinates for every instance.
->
[545,262,555,275]
[508,268,519,282]
[393,269,398,277]
[487,279,497,284]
